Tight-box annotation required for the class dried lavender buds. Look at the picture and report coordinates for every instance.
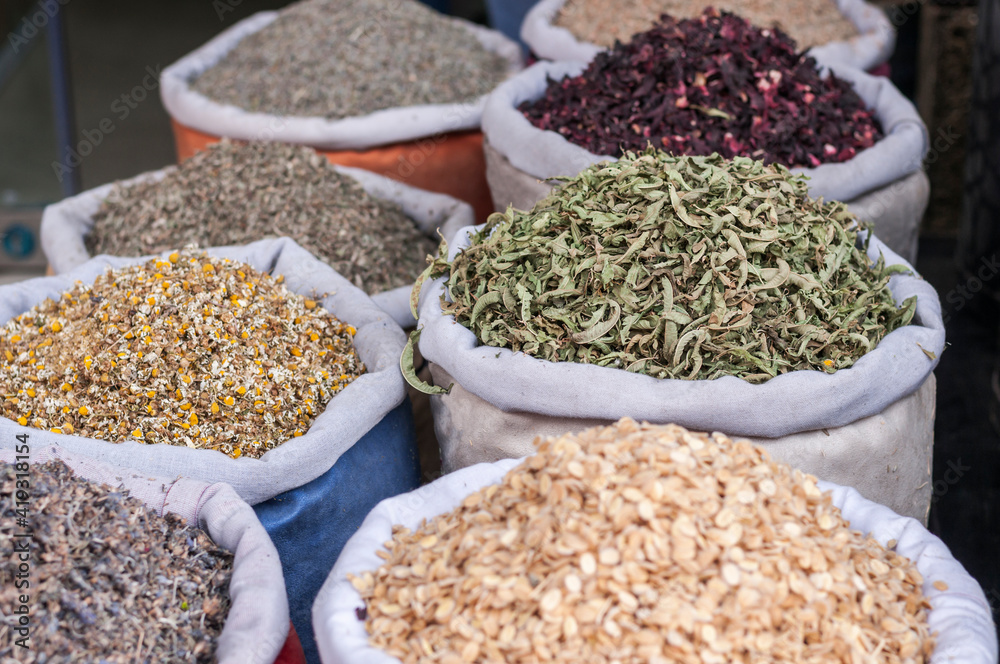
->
[87,141,438,296]
[192,0,510,119]
[0,249,365,459]
[0,460,232,663]
[351,419,936,664]
[522,9,882,168]
[555,0,858,51]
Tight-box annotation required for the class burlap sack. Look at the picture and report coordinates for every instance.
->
[1,237,406,505]
[0,445,289,664]
[413,226,944,521]
[0,237,418,663]
[159,11,524,221]
[521,0,895,71]
[39,165,473,328]
[313,456,998,664]
[482,60,929,263]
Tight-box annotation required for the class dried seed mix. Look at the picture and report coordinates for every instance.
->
[522,9,882,168]
[0,459,232,663]
[555,0,858,51]
[192,0,510,119]
[411,151,914,385]
[0,248,365,459]
[87,140,438,296]
[351,419,936,664]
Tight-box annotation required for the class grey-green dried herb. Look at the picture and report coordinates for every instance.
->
[411,151,915,385]
[191,0,510,119]
[0,459,233,663]
[0,248,365,459]
[555,0,858,51]
[87,140,438,296]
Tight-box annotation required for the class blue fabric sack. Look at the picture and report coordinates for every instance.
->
[256,399,420,664]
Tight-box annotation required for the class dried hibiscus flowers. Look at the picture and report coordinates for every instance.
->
[520,8,882,168]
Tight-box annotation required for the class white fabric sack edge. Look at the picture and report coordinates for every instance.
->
[481,59,927,203]
[414,225,944,439]
[520,0,895,72]
[159,11,524,150]
[39,164,474,328]
[0,445,290,664]
[0,237,407,505]
[313,456,998,664]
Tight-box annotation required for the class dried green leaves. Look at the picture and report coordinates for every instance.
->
[423,151,915,383]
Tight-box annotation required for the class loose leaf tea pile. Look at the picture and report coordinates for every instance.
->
[555,0,858,51]
[352,419,935,663]
[88,140,438,296]
[521,9,882,167]
[192,0,510,119]
[418,152,914,383]
[0,249,365,458]
[0,460,232,663]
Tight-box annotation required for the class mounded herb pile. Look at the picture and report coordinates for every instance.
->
[87,140,438,296]
[0,459,232,663]
[521,9,882,168]
[415,151,915,383]
[353,419,935,663]
[191,0,510,119]
[0,249,365,458]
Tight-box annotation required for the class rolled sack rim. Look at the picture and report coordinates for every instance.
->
[520,0,895,70]
[481,56,927,203]
[0,444,291,664]
[39,162,475,328]
[313,457,997,664]
[0,238,408,505]
[159,11,524,150]
[414,224,944,440]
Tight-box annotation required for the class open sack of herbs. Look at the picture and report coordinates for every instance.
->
[0,237,411,506]
[39,140,473,327]
[522,0,894,71]
[160,0,523,147]
[316,420,998,664]
[0,446,289,664]
[406,151,944,497]
[483,9,928,260]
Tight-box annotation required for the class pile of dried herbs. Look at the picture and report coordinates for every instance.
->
[521,9,882,167]
[87,140,438,296]
[0,248,365,458]
[192,0,510,119]
[414,151,915,383]
[0,460,232,663]
[554,0,858,51]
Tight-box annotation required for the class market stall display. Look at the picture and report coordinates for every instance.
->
[521,0,895,72]
[314,420,998,664]
[484,10,929,262]
[40,141,473,327]
[0,445,293,664]
[159,0,524,222]
[408,152,943,520]
[0,238,420,663]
